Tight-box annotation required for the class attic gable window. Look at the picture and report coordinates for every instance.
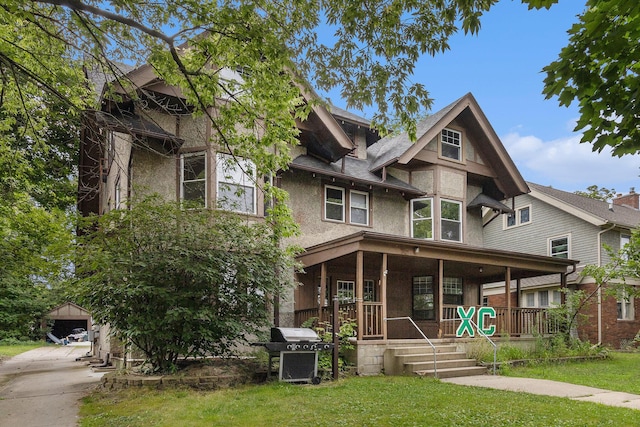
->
[505,205,531,228]
[181,152,207,207]
[441,128,461,161]
[216,153,256,214]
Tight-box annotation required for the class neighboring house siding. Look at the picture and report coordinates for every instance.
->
[483,194,600,266]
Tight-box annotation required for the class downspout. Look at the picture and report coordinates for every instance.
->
[596,223,616,345]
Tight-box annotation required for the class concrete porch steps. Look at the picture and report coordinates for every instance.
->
[384,343,486,378]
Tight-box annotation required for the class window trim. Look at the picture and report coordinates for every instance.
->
[411,197,434,240]
[504,204,532,229]
[440,199,462,242]
[440,128,463,162]
[180,151,207,207]
[323,185,371,226]
[216,153,257,214]
[548,234,571,258]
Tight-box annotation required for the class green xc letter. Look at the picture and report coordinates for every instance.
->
[477,307,496,336]
[456,306,475,337]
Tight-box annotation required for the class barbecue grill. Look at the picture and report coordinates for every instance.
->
[253,327,333,384]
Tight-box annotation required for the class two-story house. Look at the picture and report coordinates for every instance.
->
[483,184,640,348]
[79,61,577,374]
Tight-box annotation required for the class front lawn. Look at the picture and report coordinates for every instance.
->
[502,351,640,394]
[80,375,639,427]
[0,341,45,359]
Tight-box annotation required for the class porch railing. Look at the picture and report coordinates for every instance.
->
[441,305,560,337]
[294,302,383,338]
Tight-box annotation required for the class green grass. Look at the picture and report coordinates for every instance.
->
[0,341,45,358]
[502,351,640,394]
[80,375,640,427]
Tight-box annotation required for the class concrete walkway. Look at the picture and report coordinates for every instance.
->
[443,375,640,411]
[0,343,105,427]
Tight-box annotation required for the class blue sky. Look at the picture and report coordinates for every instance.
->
[325,1,639,196]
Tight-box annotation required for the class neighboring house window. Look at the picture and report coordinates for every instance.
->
[216,153,256,214]
[364,279,376,302]
[505,205,531,228]
[413,276,434,320]
[350,190,369,226]
[539,290,549,307]
[337,280,355,303]
[621,234,631,260]
[524,290,561,307]
[525,292,535,307]
[114,176,122,210]
[552,290,561,305]
[443,277,463,305]
[482,296,488,307]
[325,185,345,222]
[411,198,433,239]
[549,235,570,258]
[441,128,461,161]
[617,291,634,320]
[441,199,462,242]
[181,152,207,207]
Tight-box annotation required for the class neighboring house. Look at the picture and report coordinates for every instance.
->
[79,61,578,373]
[483,184,640,348]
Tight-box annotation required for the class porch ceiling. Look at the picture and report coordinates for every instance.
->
[297,231,577,281]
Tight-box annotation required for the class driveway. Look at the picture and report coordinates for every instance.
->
[0,343,105,427]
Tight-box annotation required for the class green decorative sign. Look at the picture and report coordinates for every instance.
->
[455,306,497,337]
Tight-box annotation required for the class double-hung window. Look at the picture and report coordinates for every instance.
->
[549,235,570,258]
[324,185,370,225]
[618,290,634,320]
[325,185,345,222]
[441,128,462,161]
[411,198,433,239]
[181,152,207,207]
[441,199,462,242]
[216,153,256,214]
[350,190,369,225]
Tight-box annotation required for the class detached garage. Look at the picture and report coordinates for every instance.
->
[45,302,92,339]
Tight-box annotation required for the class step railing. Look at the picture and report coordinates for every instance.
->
[385,316,437,378]
[469,316,497,375]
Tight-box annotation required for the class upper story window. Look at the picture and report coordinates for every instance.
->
[441,128,462,161]
[324,185,370,225]
[505,205,531,228]
[350,190,369,226]
[216,153,256,214]
[411,198,433,239]
[549,235,570,258]
[441,199,462,242]
[181,152,207,207]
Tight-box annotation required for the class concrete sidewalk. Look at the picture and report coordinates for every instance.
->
[0,343,105,427]
[442,375,640,411]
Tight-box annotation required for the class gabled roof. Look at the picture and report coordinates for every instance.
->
[529,182,640,229]
[367,93,529,199]
[289,155,424,198]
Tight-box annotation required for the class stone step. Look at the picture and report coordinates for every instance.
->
[395,351,467,364]
[404,358,479,373]
[387,345,457,356]
[415,365,488,379]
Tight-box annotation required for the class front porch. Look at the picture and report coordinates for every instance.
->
[293,232,576,354]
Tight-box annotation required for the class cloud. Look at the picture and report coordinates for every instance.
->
[501,132,639,193]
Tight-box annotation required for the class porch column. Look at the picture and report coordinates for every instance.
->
[438,259,444,323]
[516,278,521,307]
[381,253,388,339]
[320,263,327,321]
[356,250,364,340]
[505,267,512,334]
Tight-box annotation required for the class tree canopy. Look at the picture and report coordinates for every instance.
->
[541,0,640,156]
[574,185,617,201]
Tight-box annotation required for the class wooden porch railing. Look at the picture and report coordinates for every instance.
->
[441,305,560,337]
[294,302,383,338]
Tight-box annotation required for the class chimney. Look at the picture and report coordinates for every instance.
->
[612,187,639,209]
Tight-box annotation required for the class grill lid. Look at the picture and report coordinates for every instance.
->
[271,327,321,342]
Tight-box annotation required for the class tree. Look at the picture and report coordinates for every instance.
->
[73,196,298,372]
[574,185,617,201]
[540,0,640,156]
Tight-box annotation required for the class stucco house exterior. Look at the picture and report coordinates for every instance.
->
[483,183,640,348]
[79,63,578,374]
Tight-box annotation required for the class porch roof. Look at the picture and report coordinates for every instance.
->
[297,231,577,282]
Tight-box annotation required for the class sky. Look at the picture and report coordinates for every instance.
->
[324,1,639,196]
